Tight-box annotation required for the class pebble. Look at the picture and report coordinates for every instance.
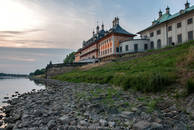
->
[80,120,88,126]
[99,119,108,127]
[131,107,138,112]
[47,120,56,129]
[133,120,151,130]
[0,121,3,127]
[108,121,115,128]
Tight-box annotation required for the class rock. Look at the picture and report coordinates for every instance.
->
[3,97,9,99]
[190,112,194,120]
[0,115,3,120]
[68,126,77,130]
[0,121,3,126]
[13,112,21,120]
[6,124,14,130]
[151,122,163,129]
[133,121,151,130]
[124,121,133,128]
[33,110,43,117]
[99,119,108,127]
[59,115,70,125]
[80,120,88,126]
[131,107,138,112]
[108,121,115,128]
[47,120,56,129]
[120,111,134,119]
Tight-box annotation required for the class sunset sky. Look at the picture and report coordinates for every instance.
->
[0,0,193,49]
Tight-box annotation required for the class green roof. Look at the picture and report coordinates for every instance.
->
[138,5,194,34]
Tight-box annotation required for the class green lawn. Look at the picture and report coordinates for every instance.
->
[55,41,194,93]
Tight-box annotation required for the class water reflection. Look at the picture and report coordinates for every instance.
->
[0,78,45,106]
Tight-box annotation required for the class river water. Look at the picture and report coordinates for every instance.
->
[0,77,46,128]
[0,78,45,106]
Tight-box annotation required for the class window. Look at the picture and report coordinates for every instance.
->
[187,18,193,24]
[150,41,154,49]
[120,46,122,52]
[125,45,129,51]
[168,26,172,31]
[150,32,154,37]
[134,44,138,52]
[157,39,161,49]
[177,34,182,43]
[116,47,119,52]
[144,44,148,50]
[188,31,193,41]
[110,48,112,53]
[177,22,181,28]
[157,29,161,35]
[168,37,172,45]
[144,35,147,39]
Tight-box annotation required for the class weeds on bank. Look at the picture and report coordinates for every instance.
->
[186,78,194,95]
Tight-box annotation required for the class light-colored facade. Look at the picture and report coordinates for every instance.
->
[79,43,98,61]
[138,2,194,49]
[119,39,150,54]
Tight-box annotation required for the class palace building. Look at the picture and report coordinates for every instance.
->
[138,1,194,49]
[75,17,137,62]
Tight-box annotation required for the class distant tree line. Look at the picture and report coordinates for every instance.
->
[63,52,75,64]
[29,68,46,76]
[0,73,28,77]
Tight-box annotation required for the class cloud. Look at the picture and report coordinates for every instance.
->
[0,29,43,35]
[0,56,36,62]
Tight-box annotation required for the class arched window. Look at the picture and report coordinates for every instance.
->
[157,39,161,49]
[150,41,154,49]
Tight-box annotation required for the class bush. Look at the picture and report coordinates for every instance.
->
[186,78,194,95]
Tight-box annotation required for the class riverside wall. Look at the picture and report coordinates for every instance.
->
[45,63,89,79]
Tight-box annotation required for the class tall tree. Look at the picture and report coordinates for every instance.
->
[64,52,75,64]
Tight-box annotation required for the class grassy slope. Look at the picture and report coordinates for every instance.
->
[55,41,194,93]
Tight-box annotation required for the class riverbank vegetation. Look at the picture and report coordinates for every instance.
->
[55,41,194,93]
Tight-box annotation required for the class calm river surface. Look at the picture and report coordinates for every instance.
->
[0,78,45,106]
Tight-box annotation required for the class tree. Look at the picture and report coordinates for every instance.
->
[29,68,46,76]
[64,52,75,64]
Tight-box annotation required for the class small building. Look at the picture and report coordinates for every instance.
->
[119,39,150,54]
[138,1,194,48]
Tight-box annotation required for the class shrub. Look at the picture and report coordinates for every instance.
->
[186,78,194,95]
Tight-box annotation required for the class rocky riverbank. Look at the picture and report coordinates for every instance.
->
[1,78,194,130]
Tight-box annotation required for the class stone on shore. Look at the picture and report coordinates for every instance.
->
[133,120,151,130]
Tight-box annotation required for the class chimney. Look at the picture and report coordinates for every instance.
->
[166,6,170,14]
[115,17,119,25]
[185,0,190,9]
[112,17,116,27]
[159,10,162,18]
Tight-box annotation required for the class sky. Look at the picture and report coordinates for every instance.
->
[0,0,193,74]
[0,47,72,74]
[0,0,193,49]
